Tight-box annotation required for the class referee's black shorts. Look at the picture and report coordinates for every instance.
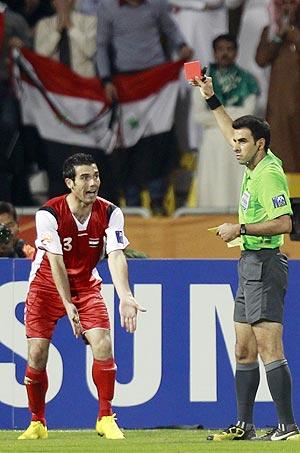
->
[234,248,288,325]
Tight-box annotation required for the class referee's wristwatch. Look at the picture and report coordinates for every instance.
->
[240,224,247,235]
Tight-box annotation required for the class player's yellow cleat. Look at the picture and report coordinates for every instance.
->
[96,413,125,440]
[18,421,48,440]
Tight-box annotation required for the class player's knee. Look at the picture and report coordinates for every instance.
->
[94,335,112,359]
[88,329,112,359]
[257,342,284,364]
[235,344,256,363]
[28,344,48,369]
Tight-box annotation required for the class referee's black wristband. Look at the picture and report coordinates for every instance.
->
[206,94,222,110]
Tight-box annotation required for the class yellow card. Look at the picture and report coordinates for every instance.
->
[208,226,241,248]
[207,226,220,233]
[227,237,241,248]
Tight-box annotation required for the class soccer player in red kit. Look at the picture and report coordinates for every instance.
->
[18,153,145,440]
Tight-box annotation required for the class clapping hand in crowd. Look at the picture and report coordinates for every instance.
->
[55,0,73,31]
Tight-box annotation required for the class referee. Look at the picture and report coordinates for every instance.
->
[191,75,299,442]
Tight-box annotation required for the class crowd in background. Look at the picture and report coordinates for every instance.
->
[0,0,299,214]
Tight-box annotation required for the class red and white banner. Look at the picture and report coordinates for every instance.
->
[14,48,183,152]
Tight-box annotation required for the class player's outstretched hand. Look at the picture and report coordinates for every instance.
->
[64,302,82,338]
[119,295,146,333]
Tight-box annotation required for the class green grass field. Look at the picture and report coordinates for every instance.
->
[1,429,300,453]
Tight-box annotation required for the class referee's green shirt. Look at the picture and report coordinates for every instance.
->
[239,150,292,250]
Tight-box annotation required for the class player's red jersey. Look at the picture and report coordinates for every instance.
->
[28,195,128,294]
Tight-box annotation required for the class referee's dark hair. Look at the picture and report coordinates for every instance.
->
[232,115,271,151]
[63,153,97,181]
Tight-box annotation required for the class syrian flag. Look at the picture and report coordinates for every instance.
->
[13,48,183,153]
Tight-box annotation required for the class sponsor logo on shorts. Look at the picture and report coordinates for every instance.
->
[115,231,124,244]
[272,194,287,208]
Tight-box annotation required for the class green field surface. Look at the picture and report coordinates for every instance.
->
[1,429,300,453]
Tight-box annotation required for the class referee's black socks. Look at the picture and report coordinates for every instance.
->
[265,359,296,426]
[235,361,260,427]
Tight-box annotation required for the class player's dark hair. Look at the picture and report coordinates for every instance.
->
[63,153,97,181]
[213,33,237,51]
[232,115,271,151]
[0,201,18,221]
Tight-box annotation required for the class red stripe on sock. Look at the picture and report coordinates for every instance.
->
[92,358,116,418]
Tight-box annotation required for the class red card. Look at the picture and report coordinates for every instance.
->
[184,61,202,81]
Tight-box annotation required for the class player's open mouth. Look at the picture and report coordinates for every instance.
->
[86,191,97,196]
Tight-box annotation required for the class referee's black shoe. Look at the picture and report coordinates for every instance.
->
[207,423,256,441]
[252,424,299,441]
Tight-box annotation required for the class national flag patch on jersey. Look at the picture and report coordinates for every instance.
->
[89,237,100,248]
[115,231,124,244]
[272,194,287,208]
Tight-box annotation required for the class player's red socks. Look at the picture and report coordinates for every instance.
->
[24,359,116,423]
[92,357,117,418]
[24,365,48,426]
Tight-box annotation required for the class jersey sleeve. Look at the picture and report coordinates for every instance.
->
[35,210,63,255]
[257,169,293,220]
[105,207,129,254]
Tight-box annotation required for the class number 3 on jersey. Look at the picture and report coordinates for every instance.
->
[63,237,72,251]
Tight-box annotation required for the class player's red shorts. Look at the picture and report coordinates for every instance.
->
[25,287,110,340]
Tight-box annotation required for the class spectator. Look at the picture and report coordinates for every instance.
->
[170,1,228,68]
[34,0,119,204]
[35,0,96,77]
[5,2,53,207]
[255,0,300,172]
[75,0,100,15]
[0,2,32,203]
[169,0,229,176]
[226,0,271,117]
[192,33,260,210]
[97,0,193,214]
[6,1,54,30]
[0,201,35,258]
